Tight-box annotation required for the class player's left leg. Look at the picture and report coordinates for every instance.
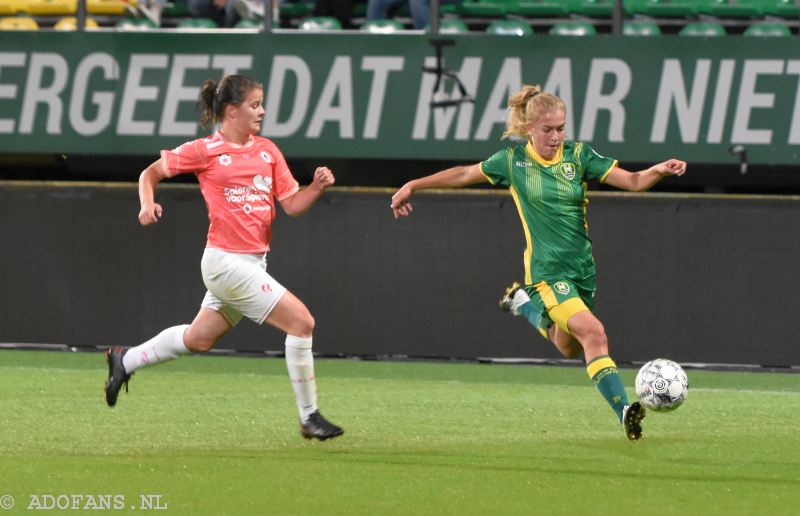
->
[265,291,344,441]
[202,249,343,440]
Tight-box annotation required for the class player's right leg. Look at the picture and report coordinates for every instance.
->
[104,308,233,407]
[499,282,550,339]
[565,310,645,442]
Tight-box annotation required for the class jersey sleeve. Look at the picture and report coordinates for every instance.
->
[271,146,300,202]
[160,140,209,177]
[479,149,513,187]
[580,143,618,183]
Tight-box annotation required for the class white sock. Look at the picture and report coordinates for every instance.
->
[285,335,318,423]
[122,325,190,374]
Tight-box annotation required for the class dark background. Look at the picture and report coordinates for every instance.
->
[2,182,798,367]
[0,152,796,195]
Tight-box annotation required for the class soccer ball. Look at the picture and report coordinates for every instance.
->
[635,359,689,412]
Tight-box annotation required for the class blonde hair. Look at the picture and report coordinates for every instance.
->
[502,85,566,140]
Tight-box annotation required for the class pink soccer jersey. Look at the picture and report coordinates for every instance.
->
[161,131,299,253]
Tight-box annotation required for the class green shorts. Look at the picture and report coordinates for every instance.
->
[524,279,595,334]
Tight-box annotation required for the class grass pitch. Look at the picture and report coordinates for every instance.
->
[1,350,799,515]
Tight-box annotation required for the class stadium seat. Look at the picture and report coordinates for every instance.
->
[624,0,695,16]
[298,15,341,29]
[432,18,469,32]
[579,0,614,16]
[234,17,278,28]
[0,15,38,28]
[755,0,798,17]
[678,21,726,35]
[507,0,572,16]
[744,22,791,35]
[549,20,596,35]
[0,0,28,15]
[360,19,405,32]
[279,1,314,18]
[454,0,507,17]
[486,19,533,35]
[24,0,77,15]
[86,0,137,14]
[622,20,661,34]
[177,17,217,28]
[704,0,761,17]
[161,0,189,16]
[54,15,99,29]
[115,16,156,29]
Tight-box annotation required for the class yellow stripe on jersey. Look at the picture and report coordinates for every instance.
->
[478,162,496,185]
[549,297,589,334]
[599,160,619,183]
[587,356,617,379]
[525,141,563,167]
[506,149,534,286]
[510,185,533,286]
[534,281,559,309]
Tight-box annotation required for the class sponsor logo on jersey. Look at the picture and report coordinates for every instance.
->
[516,161,534,167]
[253,175,273,194]
[563,163,576,180]
[242,204,271,214]
[219,154,232,166]
[262,283,272,292]
[260,151,273,163]
[554,282,570,295]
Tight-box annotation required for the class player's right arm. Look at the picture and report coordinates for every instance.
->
[138,159,169,226]
[391,163,487,218]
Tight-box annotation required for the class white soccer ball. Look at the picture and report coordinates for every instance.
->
[635,359,689,412]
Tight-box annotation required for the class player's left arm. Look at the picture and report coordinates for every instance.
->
[279,166,335,217]
[603,159,687,192]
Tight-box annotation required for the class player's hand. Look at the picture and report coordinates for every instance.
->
[311,167,335,191]
[653,159,687,177]
[139,201,162,226]
[391,184,414,219]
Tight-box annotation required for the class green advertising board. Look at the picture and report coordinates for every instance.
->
[1,31,799,164]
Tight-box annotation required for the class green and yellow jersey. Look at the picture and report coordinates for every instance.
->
[480,141,617,292]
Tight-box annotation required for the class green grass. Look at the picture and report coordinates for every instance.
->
[1,350,799,515]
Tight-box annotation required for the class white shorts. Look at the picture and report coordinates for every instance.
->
[200,247,287,326]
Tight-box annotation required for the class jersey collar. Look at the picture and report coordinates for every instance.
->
[215,130,256,148]
[526,140,563,167]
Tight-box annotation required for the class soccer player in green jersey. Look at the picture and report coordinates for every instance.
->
[391,85,686,442]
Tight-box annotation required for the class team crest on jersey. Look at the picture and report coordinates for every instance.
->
[554,282,570,295]
[563,163,576,180]
[219,154,232,166]
[260,151,273,164]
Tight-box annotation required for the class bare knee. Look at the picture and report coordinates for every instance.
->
[185,336,217,353]
[183,311,231,352]
[559,339,584,359]
[552,328,584,359]
[290,312,315,339]
[183,326,222,352]
[580,324,608,356]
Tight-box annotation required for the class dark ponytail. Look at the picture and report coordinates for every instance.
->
[198,75,263,129]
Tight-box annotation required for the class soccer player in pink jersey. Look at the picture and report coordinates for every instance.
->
[104,75,343,441]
